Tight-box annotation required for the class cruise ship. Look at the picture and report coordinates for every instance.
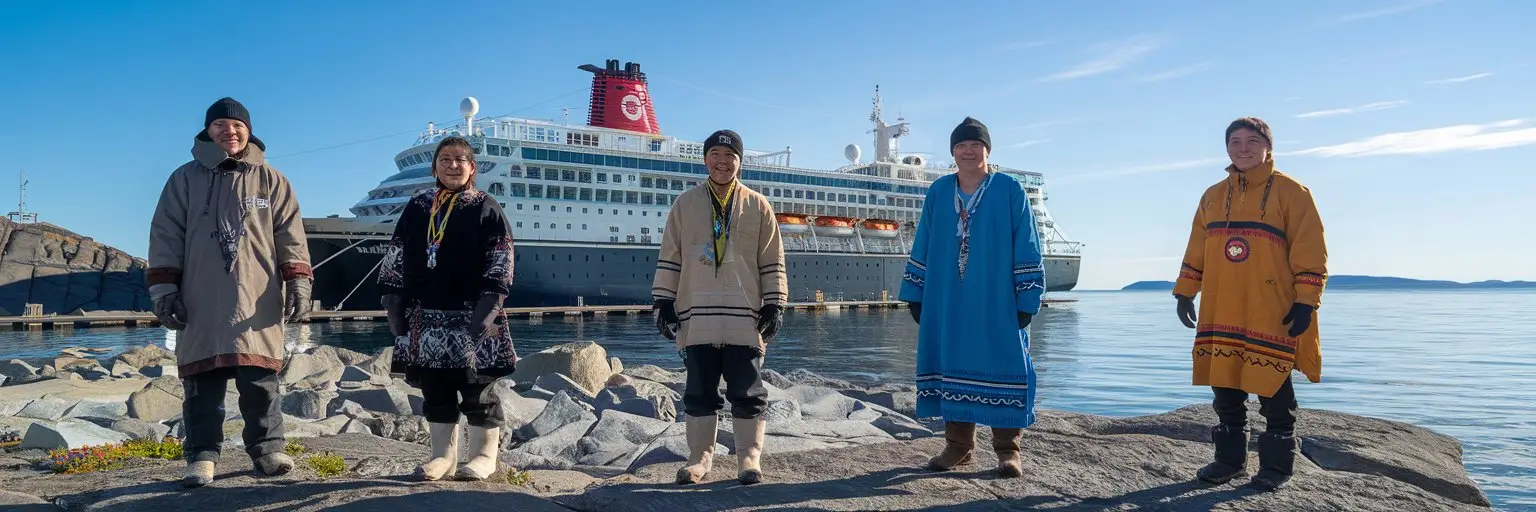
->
[301,59,1082,310]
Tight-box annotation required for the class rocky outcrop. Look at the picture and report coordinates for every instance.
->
[0,219,150,314]
[0,341,1493,511]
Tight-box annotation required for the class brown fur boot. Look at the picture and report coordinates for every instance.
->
[925,421,976,471]
[992,427,1023,478]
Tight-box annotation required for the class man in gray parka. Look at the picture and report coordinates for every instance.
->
[148,97,313,488]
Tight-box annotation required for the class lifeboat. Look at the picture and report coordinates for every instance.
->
[813,216,856,237]
[776,213,811,234]
[859,219,900,238]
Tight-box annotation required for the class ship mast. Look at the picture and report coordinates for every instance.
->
[868,86,909,164]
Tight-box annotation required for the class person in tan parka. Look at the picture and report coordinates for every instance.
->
[652,129,788,486]
[148,97,313,488]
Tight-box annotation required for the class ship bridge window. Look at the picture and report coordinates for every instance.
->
[794,190,803,199]
[562,170,576,181]
[641,177,653,188]
[530,185,543,198]
[657,195,670,206]
[596,190,609,202]
[641,193,653,205]
[579,171,592,183]
[597,173,608,183]
[563,188,577,200]
[511,184,526,197]
[546,170,560,181]
[672,180,684,191]
[489,183,504,196]
[580,188,592,201]
[626,191,639,204]
[527,167,542,179]
[816,192,826,201]
[548,186,560,197]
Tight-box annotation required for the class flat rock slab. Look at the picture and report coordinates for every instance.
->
[564,434,1486,512]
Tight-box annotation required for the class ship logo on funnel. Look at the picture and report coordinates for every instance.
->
[622,93,644,121]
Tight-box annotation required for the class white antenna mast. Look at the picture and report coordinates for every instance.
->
[8,170,37,224]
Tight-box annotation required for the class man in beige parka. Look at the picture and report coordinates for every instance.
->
[652,129,788,486]
[147,97,313,488]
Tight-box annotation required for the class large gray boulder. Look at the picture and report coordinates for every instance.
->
[508,342,613,396]
[127,376,184,422]
[19,419,130,450]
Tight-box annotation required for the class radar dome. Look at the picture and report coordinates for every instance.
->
[459,97,480,118]
[844,144,861,163]
[901,155,927,167]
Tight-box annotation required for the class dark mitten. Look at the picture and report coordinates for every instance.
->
[757,304,784,339]
[1280,303,1315,337]
[1176,295,1197,328]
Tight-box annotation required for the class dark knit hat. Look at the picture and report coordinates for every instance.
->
[950,117,991,151]
[200,97,264,151]
[703,129,743,157]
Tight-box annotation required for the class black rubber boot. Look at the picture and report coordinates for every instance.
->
[1196,424,1248,484]
[1250,432,1296,491]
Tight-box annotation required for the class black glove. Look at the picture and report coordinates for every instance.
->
[907,302,921,324]
[468,294,505,339]
[1176,295,1197,328]
[757,304,783,339]
[150,284,188,330]
[283,278,313,323]
[654,299,679,340]
[382,294,408,337]
[1281,303,1315,337]
[1017,312,1032,329]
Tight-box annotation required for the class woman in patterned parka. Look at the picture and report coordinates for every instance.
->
[379,135,518,481]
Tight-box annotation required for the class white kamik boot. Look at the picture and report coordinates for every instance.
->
[456,424,501,480]
[675,414,718,484]
[417,422,459,481]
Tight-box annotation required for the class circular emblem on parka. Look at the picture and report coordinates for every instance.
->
[1224,237,1250,263]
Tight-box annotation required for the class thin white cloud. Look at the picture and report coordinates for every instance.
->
[1324,0,1441,24]
[1057,157,1226,182]
[1039,34,1162,82]
[995,40,1052,53]
[1295,100,1408,119]
[1290,119,1536,157]
[1009,139,1052,149]
[1013,118,1093,131]
[1135,61,1215,83]
[1425,72,1493,86]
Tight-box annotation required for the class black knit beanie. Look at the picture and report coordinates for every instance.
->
[703,129,743,157]
[951,117,991,151]
[201,97,264,151]
[205,97,252,131]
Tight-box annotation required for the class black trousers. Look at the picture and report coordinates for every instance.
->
[182,366,285,463]
[682,344,768,419]
[416,367,500,427]
[1212,376,1298,436]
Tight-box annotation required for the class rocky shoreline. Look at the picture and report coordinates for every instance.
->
[0,341,1492,510]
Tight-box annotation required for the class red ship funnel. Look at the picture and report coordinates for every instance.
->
[578,59,661,134]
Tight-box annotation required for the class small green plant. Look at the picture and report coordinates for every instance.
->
[285,440,308,457]
[504,468,533,487]
[45,437,184,474]
[303,452,346,477]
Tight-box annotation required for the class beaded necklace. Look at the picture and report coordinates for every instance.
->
[426,189,459,269]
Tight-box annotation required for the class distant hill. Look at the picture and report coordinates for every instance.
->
[1121,275,1536,291]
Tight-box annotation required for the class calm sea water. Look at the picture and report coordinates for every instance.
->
[3,290,1532,508]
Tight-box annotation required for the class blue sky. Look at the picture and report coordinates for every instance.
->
[1,0,1531,290]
